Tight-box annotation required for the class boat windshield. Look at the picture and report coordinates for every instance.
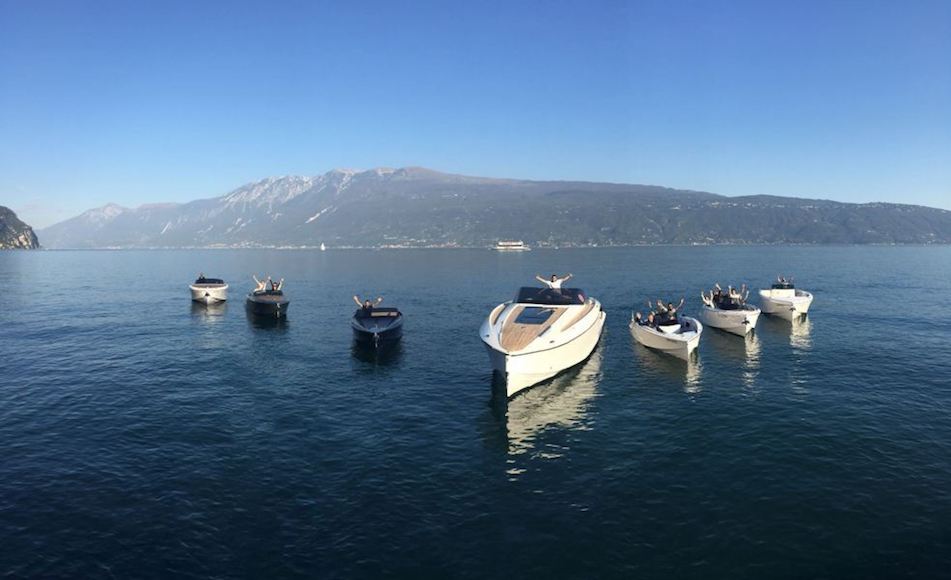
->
[195,277,225,285]
[771,282,795,289]
[515,287,586,305]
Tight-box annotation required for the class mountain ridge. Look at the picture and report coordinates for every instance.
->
[38,167,951,248]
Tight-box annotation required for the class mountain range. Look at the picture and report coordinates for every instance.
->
[38,167,951,248]
[0,206,40,249]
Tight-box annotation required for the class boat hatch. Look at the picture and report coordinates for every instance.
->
[515,307,554,325]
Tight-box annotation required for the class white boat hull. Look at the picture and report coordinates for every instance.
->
[630,316,703,360]
[481,295,606,398]
[699,305,760,336]
[759,289,813,321]
[484,311,605,397]
[189,284,228,304]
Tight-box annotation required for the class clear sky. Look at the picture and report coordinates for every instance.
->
[1,0,949,227]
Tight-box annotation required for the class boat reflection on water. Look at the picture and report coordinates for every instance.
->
[789,316,812,350]
[497,347,603,465]
[761,313,813,350]
[191,301,228,321]
[706,330,761,389]
[245,308,289,331]
[351,340,404,366]
[633,342,703,394]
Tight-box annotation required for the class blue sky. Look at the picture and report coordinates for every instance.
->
[1,0,949,227]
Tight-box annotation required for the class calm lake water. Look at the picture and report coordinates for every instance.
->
[2,246,950,578]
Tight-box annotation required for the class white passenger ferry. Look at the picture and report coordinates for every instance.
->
[494,240,531,252]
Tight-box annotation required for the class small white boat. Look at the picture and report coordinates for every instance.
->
[759,280,813,321]
[699,302,760,336]
[320,242,327,251]
[630,315,703,360]
[481,286,605,398]
[494,240,531,252]
[189,274,228,304]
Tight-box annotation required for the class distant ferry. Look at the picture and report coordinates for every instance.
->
[494,240,531,252]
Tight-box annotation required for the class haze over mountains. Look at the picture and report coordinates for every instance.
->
[38,167,951,248]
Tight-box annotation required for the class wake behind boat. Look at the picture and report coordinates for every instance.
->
[351,295,403,347]
[699,283,760,336]
[245,275,289,318]
[759,276,813,321]
[189,273,228,304]
[480,283,605,398]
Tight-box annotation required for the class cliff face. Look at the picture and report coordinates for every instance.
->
[0,206,40,249]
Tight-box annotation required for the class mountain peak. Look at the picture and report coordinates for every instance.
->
[81,203,129,222]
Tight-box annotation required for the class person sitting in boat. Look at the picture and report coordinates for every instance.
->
[353,295,383,314]
[536,273,573,289]
[252,275,268,293]
[656,298,685,324]
[197,272,206,282]
[734,284,749,303]
[656,298,684,315]
[647,312,656,327]
[271,278,284,292]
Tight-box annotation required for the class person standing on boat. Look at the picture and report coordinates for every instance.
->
[353,295,383,313]
[536,273,573,289]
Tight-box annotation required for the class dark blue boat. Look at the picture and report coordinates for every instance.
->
[246,290,290,318]
[351,307,403,347]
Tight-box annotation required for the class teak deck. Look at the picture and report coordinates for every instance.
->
[562,301,594,329]
[500,306,565,352]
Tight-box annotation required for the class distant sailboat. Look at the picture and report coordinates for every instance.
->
[320,242,327,251]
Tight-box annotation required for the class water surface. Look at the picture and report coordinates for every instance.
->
[1,246,950,578]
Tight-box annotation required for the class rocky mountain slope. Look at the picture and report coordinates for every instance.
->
[38,167,951,248]
[0,206,40,249]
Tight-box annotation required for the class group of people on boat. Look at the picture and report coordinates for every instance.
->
[252,274,284,294]
[701,283,749,310]
[633,297,685,328]
[772,274,795,289]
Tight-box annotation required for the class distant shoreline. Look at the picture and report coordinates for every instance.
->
[28,242,951,251]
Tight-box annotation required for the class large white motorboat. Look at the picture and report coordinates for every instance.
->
[698,291,760,336]
[189,274,228,304]
[630,314,703,359]
[480,286,606,398]
[759,279,813,321]
[494,240,531,252]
